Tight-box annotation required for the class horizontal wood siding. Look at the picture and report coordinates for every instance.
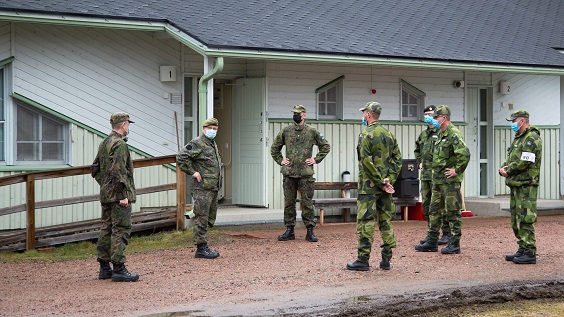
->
[494,126,560,199]
[266,61,465,121]
[0,22,10,60]
[13,23,183,157]
[0,126,176,230]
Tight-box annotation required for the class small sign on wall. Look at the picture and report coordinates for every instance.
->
[160,66,177,82]
[499,81,510,95]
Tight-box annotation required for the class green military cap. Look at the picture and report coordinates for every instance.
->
[433,105,451,118]
[202,118,219,127]
[292,105,307,113]
[359,101,382,114]
[110,112,134,124]
[506,110,529,121]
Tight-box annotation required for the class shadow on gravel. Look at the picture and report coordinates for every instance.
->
[289,280,564,317]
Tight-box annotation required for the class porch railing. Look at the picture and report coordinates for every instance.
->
[0,154,186,250]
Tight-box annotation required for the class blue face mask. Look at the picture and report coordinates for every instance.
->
[424,115,434,125]
[432,118,441,129]
[362,117,367,126]
[204,128,217,139]
[510,121,520,132]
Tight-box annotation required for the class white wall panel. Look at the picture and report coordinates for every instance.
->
[0,22,10,60]
[13,23,183,157]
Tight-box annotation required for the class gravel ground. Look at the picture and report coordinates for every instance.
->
[0,215,563,317]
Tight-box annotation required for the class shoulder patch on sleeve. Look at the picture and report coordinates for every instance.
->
[525,139,533,146]
[452,134,459,145]
[318,132,325,140]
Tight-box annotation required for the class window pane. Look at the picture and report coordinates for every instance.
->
[319,102,327,115]
[0,68,4,120]
[402,105,408,116]
[17,142,39,161]
[43,143,64,160]
[42,117,64,141]
[402,91,408,103]
[409,94,418,104]
[479,89,487,122]
[0,122,4,160]
[410,105,418,117]
[17,107,39,141]
[327,86,336,101]
[327,102,336,115]
[184,77,193,116]
[319,91,326,102]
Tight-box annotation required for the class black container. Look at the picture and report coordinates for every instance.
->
[392,179,420,198]
[398,159,418,180]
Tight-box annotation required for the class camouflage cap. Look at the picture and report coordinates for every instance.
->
[506,110,529,121]
[359,101,382,114]
[292,105,307,113]
[202,118,219,127]
[423,105,436,113]
[110,112,134,124]
[433,105,451,118]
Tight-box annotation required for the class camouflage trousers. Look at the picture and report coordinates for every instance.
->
[97,202,132,264]
[421,180,450,235]
[428,182,462,245]
[509,185,537,255]
[192,189,218,245]
[356,193,396,262]
[283,176,316,228]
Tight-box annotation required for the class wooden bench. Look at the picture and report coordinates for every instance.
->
[308,182,417,225]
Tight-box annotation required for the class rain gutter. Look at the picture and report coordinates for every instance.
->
[1,10,563,75]
[197,57,224,127]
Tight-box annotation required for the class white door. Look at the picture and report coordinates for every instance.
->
[232,78,267,206]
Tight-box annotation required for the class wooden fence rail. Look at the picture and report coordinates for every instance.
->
[0,154,185,250]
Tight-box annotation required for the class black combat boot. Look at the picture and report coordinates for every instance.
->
[111,263,139,282]
[195,243,220,259]
[277,226,295,241]
[505,250,524,261]
[97,258,112,280]
[438,233,451,245]
[512,253,536,264]
[305,226,318,242]
[415,241,438,252]
[379,259,391,270]
[346,259,370,271]
[441,244,461,254]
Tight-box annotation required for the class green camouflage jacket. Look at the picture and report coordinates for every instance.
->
[270,123,331,178]
[91,131,136,204]
[177,134,222,191]
[431,123,470,184]
[414,127,439,181]
[357,121,402,194]
[503,125,542,187]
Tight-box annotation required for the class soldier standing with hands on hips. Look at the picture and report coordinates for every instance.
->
[177,118,222,259]
[347,101,402,271]
[91,112,139,282]
[499,110,542,265]
[271,105,331,242]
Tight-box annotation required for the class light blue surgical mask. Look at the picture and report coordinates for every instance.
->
[362,117,368,126]
[432,118,441,129]
[424,115,434,125]
[510,121,520,132]
[204,129,217,139]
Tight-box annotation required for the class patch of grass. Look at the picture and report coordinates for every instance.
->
[0,229,195,263]
[436,298,564,317]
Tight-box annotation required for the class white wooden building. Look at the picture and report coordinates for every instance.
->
[1,1,563,229]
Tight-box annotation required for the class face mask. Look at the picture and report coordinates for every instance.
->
[424,115,434,125]
[204,128,217,139]
[510,121,520,132]
[362,117,367,126]
[293,114,302,124]
[432,117,441,129]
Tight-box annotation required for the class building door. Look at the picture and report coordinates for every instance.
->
[183,76,198,203]
[232,78,267,206]
[467,87,494,197]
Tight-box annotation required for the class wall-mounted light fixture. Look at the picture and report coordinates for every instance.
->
[499,81,510,95]
[453,80,465,89]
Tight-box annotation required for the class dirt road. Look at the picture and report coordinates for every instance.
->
[1,215,563,316]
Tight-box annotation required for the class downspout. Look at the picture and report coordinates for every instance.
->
[198,57,224,127]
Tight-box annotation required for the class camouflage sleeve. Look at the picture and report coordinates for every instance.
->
[109,141,130,198]
[506,136,541,176]
[270,130,285,165]
[313,130,331,163]
[414,130,424,164]
[177,141,202,175]
[453,134,471,174]
[360,135,385,187]
[388,136,403,185]
[91,155,101,184]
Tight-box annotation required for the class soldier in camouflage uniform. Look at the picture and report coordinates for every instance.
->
[499,110,542,265]
[415,105,451,245]
[177,118,222,259]
[347,102,402,271]
[415,105,470,255]
[271,105,331,242]
[91,112,139,282]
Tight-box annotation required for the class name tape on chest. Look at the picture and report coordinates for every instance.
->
[520,151,536,163]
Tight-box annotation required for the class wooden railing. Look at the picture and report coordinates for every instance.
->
[0,154,186,250]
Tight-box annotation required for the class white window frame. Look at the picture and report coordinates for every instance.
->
[0,67,5,162]
[401,80,426,122]
[316,75,344,120]
[13,102,69,166]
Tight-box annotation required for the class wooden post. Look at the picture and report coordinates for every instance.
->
[26,175,36,250]
[176,167,186,230]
